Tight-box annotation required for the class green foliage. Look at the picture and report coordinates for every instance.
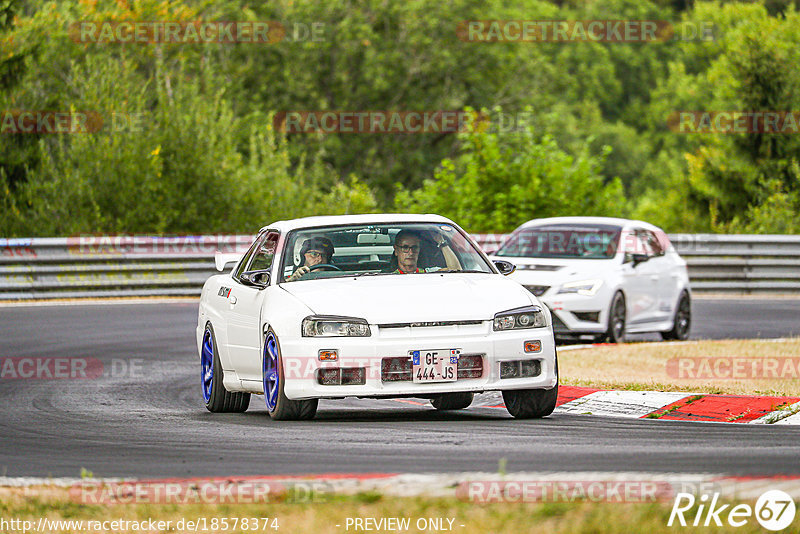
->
[0,0,376,235]
[2,0,800,236]
[396,113,626,233]
[637,2,800,232]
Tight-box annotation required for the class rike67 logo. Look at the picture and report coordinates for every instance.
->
[669,490,796,531]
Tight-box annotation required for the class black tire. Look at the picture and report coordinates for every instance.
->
[661,291,691,341]
[201,323,250,413]
[431,392,474,411]
[502,353,559,419]
[263,329,318,421]
[605,291,626,343]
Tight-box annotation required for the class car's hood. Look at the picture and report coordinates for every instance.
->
[280,273,534,324]
[492,256,619,287]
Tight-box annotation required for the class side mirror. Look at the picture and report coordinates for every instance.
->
[631,253,649,267]
[215,252,242,272]
[241,270,270,289]
[493,260,516,276]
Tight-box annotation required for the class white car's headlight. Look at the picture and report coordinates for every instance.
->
[557,279,603,296]
[493,305,547,331]
[302,316,371,337]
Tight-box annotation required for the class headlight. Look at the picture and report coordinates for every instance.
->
[302,316,371,337]
[557,279,603,296]
[493,305,547,331]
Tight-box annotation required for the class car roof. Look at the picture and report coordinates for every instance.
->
[259,213,455,233]
[514,216,665,233]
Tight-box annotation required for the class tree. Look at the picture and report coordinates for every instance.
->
[396,111,626,233]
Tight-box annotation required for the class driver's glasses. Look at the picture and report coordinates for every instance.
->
[397,245,420,253]
[306,250,324,258]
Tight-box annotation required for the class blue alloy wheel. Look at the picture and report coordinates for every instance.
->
[263,333,279,411]
[201,327,215,404]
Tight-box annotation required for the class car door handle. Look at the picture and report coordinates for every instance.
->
[230,296,237,305]
[650,275,659,282]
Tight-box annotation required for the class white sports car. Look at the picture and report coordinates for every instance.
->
[197,214,558,420]
[491,217,691,343]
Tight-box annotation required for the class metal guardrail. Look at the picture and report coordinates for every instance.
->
[669,234,800,293]
[0,236,252,300]
[1,234,798,299]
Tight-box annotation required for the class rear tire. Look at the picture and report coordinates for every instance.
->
[605,291,626,343]
[200,323,250,413]
[431,392,474,411]
[661,291,691,341]
[502,353,559,419]
[263,329,318,421]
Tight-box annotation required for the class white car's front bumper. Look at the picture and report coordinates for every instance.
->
[278,321,557,400]
[532,285,614,337]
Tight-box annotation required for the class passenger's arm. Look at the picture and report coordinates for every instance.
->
[433,235,461,270]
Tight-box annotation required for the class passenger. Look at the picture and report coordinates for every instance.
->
[287,237,334,281]
[392,230,460,273]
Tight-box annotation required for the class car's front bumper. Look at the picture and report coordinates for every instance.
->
[537,286,614,337]
[278,321,557,400]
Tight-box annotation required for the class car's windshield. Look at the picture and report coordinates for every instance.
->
[496,224,622,259]
[280,222,493,282]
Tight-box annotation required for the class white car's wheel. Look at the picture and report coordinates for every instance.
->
[200,323,250,413]
[502,354,558,419]
[263,328,318,421]
[661,291,691,341]
[503,386,558,419]
[605,291,626,343]
[431,392,474,411]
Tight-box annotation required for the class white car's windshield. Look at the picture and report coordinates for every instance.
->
[280,222,493,282]
[497,224,622,259]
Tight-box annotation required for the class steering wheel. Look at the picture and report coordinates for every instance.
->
[308,263,342,272]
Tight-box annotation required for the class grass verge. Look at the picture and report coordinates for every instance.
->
[559,338,800,396]
[0,487,775,534]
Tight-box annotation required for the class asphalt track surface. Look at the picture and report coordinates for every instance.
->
[1,299,798,478]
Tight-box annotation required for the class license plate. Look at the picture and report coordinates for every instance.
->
[410,349,459,383]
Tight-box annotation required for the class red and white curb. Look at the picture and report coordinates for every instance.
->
[552,387,800,424]
[546,341,800,424]
[456,387,800,424]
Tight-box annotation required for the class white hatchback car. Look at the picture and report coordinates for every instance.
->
[197,214,558,420]
[491,217,691,343]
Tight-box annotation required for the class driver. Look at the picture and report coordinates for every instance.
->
[392,230,461,273]
[287,236,334,281]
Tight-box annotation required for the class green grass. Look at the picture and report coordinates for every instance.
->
[0,487,778,534]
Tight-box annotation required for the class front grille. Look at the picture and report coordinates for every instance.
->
[500,359,542,379]
[381,357,411,382]
[378,320,483,329]
[316,367,366,386]
[524,285,550,297]
[517,265,564,272]
[380,354,484,382]
[548,309,570,334]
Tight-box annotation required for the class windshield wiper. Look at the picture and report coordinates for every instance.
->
[353,271,386,277]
